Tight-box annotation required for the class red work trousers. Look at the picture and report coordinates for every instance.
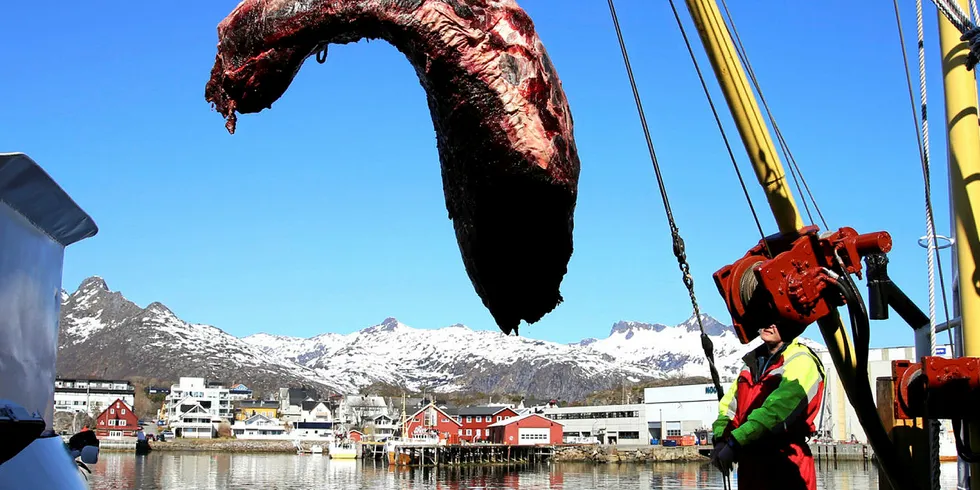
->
[735,440,816,490]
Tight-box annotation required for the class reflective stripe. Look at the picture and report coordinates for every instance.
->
[712,375,741,440]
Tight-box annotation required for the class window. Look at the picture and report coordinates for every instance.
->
[466,416,472,423]
[110,409,115,415]
[121,409,126,415]
[620,431,640,439]
[496,416,502,422]
[666,429,681,437]
[476,416,482,422]
[476,429,481,437]
[519,433,549,441]
[466,429,472,436]
[458,429,463,435]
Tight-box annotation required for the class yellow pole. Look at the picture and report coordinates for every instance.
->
[937,3,980,486]
[682,0,804,233]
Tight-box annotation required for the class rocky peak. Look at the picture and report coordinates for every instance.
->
[681,314,732,336]
[75,276,109,294]
[609,321,668,336]
[362,317,404,334]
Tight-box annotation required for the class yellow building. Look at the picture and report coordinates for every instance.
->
[234,400,279,421]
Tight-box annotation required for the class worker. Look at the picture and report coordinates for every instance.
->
[710,321,826,490]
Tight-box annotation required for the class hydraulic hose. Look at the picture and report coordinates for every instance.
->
[820,276,923,490]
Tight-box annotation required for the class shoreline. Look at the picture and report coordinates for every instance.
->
[103,439,710,463]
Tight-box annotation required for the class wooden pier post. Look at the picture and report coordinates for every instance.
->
[876,376,930,490]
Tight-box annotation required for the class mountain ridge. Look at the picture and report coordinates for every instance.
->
[57,276,822,401]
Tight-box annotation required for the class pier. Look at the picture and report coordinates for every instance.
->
[365,443,553,467]
[813,442,872,463]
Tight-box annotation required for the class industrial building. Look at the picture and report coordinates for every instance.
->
[816,343,953,443]
[53,378,135,416]
[643,383,719,442]
[541,403,646,444]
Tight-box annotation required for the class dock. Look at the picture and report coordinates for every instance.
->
[813,442,872,462]
[365,443,553,467]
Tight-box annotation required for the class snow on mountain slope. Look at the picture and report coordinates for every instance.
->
[244,315,824,399]
[59,276,824,401]
[57,277,342,397]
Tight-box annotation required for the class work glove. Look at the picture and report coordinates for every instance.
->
[710,437,738,473]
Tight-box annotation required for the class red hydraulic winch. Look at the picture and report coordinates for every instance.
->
[893,357,980,420]
[713,224,980,460]
[712,225,891,343]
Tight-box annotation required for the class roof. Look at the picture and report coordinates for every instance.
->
[237,400,279,409]
[409,403,462,427]
[287,388,316,402]
[0,153,98,246]
[301,400,326,411]
[457,406,514,417]
[487,413,560,428]
[230,384,251,392]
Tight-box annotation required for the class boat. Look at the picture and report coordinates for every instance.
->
[0,153,100,489]
[135,439,152,456]
[328,441,357,460]
[310,445,324,455]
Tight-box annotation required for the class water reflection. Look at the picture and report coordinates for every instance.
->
[85,452,961,489]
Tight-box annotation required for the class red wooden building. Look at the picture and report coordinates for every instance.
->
[404,403,461,444]
[347,429,364,442]
[95,398,141,438]
[456,406,519,442]
[487,413,563,445]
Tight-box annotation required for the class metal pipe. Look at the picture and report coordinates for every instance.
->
[938,1,980,485]
[681,0,804,233]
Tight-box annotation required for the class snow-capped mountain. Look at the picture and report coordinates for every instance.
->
[57,276,822,401]
[57,277,342,397]
[242,316,759,401]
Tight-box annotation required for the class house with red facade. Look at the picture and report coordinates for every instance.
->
[404,403,462,444]
[456,406,519,442]
[487,413,563,446]
[95,398,141,438]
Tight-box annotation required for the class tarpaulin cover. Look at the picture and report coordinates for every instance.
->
[0,153,98,246]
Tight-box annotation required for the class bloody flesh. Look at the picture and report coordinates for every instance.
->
[205,0,581,334]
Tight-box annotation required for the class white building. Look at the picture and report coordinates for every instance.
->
[171,404,220,439]
[816,343,953,443]
[643,383,719,442]
[164,377,233,424]
[338,395,390,426]
[542,404,647,445]
[300,401,333,422]
[366,414,398,441]
[54,378,135,416]
[231,414,289,440]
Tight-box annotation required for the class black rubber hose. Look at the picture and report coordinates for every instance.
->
[825,277,922,490]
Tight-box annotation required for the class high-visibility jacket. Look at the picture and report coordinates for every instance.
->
[712,339,826,490]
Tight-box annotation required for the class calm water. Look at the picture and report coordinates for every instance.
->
[84,452,962,489]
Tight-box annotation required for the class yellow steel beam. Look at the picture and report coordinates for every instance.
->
[937,2,980,486]
[682,0,804,234]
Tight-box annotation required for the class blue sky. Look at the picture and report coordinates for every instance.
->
[0,0,964,348]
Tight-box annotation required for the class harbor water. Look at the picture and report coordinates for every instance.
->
[83,452,963,489]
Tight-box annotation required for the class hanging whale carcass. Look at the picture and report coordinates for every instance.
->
[204,0,580,335]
